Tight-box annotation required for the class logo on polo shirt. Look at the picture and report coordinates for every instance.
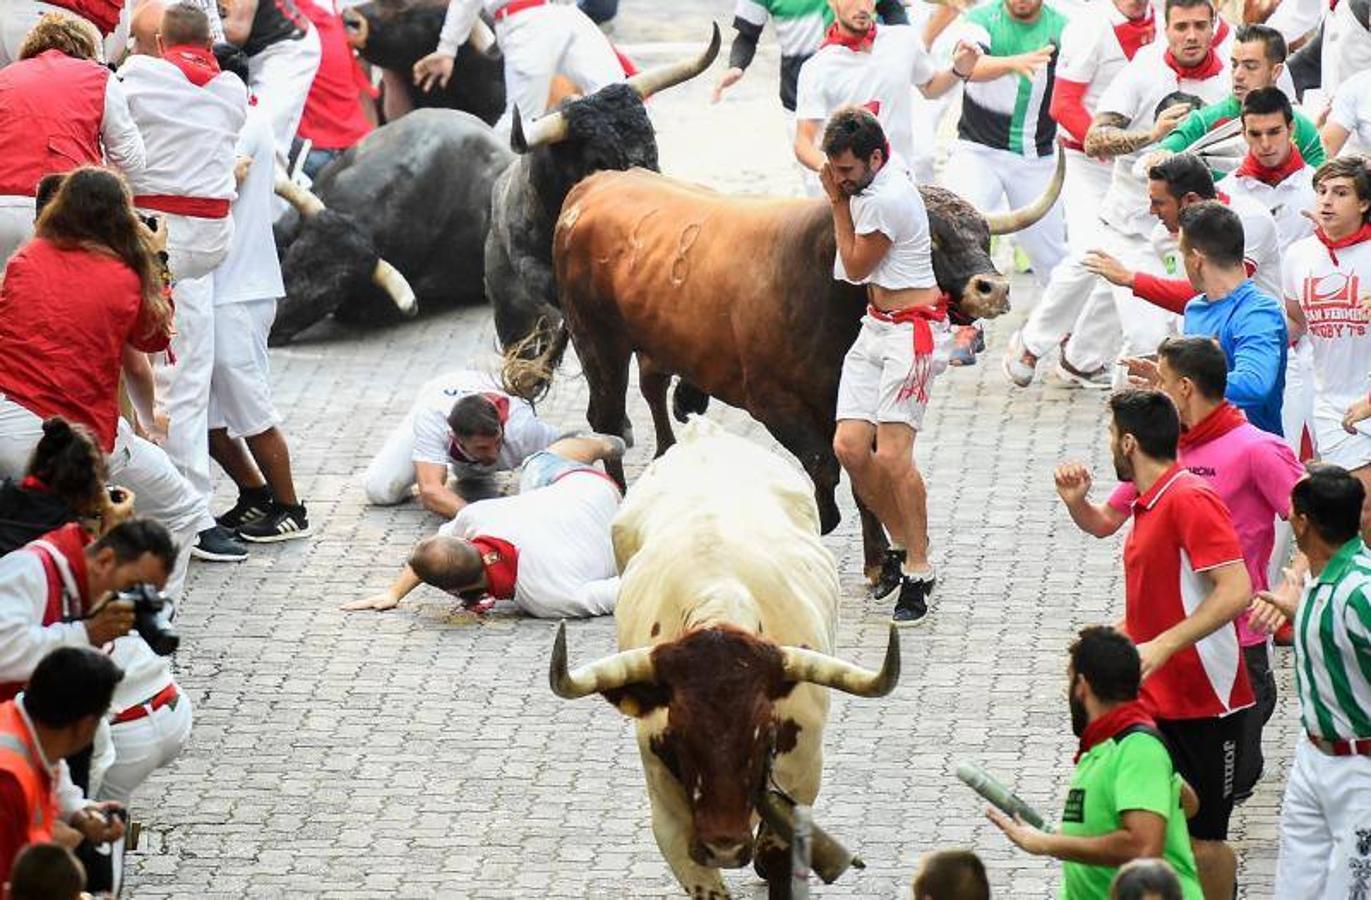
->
[1062,788,1085,823]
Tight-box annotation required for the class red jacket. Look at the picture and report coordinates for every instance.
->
[0,50,107,198]
[0,239,169,451]
[296,0,372,151]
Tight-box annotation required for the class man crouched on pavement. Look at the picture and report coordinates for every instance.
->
[344,434,625,618]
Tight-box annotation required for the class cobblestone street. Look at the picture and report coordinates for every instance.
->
[125,1,1299,896]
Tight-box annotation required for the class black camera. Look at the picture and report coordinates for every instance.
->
[115,584,179,656]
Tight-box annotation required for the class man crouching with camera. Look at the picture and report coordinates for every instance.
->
[0,517,187,893]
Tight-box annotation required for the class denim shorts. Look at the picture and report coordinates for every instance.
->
[519,451,599,493]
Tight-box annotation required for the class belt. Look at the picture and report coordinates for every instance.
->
[494,0,545,21]
[111,684,180,725]
[1308,731,1371,757]
[134,195,231,219]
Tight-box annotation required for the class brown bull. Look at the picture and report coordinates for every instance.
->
[505,160,1062,576]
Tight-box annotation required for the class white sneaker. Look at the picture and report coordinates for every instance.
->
[1054,358,1112,389]
[1001,329,1038,388]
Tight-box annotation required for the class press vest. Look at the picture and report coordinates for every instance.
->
[0,702,56,849]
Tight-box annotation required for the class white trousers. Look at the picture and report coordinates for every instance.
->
[0,0,129,67]
[494,3,621,135]
[97,690,193,806]
[248,27,322,161]
[1021,150,1121,364]
[1275,736,1371,898]
[1283,337,1316,457]
[0,400,202,598]
[363,406,424,506]
[1105,224,1178,370]
[0,195,33,264]
[941,140,1067,288]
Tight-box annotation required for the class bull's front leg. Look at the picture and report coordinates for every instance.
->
[854,490,890,585]
[638,746,731,900]
[636,353,678,458]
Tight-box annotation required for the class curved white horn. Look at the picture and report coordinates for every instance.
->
[549,621,656,699]
[467,16,495,52]
[985,149,1065,235]
[778,625,900,698]
[511,105,570,152]
[625,22,721,101]
[273,168,325,217]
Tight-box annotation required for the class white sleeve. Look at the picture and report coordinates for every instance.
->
[410,407,452,466]
[1266,0,1324,44]
[437,0,483,57]
[101,77,145,178]
[573,576,620,617]
[502,404,558,465]
[1095,63,1139,121]
[1055,16,1099,84]
[852,185,915,242]
[1281,241,1303,304]
[906,31,937,87]
[1243,208,1281,282]
[56,761,86,819]
[1329,75,1366,132]
[0,558,91,685]
[734,0,769,27]
[794,56,827,122]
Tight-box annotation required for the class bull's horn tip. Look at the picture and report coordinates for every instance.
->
[851,856,866,870]
[510,106,528,154]
[549,620,569,696]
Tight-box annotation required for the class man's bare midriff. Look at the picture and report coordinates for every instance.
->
[868,284,942,313]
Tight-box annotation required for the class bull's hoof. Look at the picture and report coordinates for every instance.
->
[816,497,841,535]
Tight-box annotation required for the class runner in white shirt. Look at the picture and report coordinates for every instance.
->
[208,74,310,544]
[361,369,560,515]
[119,2,248,561]
[414,0,622,136]
[1075,0,1231,378]
[342,435,624,618]
[1282,157,1371,504]
[1002,0,1156,389]
[819,108,945,627]
[1321,67,1371,157]
[793,0,979,185]
[220,0,320,160]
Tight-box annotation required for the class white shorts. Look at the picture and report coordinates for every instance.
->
[208,298,280,439]
[835,313,951,431]
[1313,404,1371,471]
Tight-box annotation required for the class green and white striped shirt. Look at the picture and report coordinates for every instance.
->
[1294,538,1371,742]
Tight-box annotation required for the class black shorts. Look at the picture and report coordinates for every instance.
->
[1157,710,1249,841]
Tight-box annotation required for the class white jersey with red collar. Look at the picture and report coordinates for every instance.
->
[794,24,936,172]
[117,55,246,205]
[408,370,558,477]
[1095,40,1232,236]
[1223,162,1316,249]
[1055,0,1157,127]
[1281,234,1371,423]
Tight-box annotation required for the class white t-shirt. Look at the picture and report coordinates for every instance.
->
[1223,165,1317,249]
[1329,69,1371,156]
[439,471,620,618]
[1095,41,1232,236]
[1281,236,1371,425]
[835,159,936,290]
[214,106,284,305]
[409,370,559,477]
[1145,194,1282,301]
[795,25,936,174]
[1055,3,1151,117]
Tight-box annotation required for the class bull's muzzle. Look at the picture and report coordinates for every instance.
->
[959,272,1011,321]
[690,837,752,869]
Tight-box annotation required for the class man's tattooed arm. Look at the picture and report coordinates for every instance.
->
[1083,112,1153,159]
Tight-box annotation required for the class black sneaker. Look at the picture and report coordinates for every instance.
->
[237,503,311,543]
[870,549,906,602]
[215,487,273,530]
[191,525,249,562]
[892,574,935,627]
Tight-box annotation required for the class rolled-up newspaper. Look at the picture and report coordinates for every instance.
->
[956,762,1054,833]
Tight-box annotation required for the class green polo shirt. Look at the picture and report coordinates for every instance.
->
[1059,729,1204,900]
[1156,95,1325,179]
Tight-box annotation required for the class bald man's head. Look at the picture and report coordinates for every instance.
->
[130,0,166,55]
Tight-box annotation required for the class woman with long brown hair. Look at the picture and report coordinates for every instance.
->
[0,166,204,600]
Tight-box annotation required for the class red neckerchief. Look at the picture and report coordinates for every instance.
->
[821,21,876,52]
[1076,700,1157,762]
[469,535,518,600]
[447,393,511,463]
[1234,145,1306,187]
[1163,44,1223,80]
[1113,6,1156,60]
[1314,222,1371,265]
[1179,400,1246,450]
[36,522,93,612]
[161,44,221,87]
[19,475,48,492]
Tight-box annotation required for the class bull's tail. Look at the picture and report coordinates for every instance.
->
[500,316,570,403]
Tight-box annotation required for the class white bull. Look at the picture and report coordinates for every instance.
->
[550,419,899,899]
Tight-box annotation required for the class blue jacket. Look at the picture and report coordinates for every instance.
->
[1183,279,1287,436]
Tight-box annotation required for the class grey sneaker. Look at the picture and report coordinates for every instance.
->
[191,525,249,562]
[1001,329,1038,388]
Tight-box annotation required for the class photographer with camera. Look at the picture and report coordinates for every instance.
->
[0,647,127,891]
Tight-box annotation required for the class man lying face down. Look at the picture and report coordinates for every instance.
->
[344,434,625,618]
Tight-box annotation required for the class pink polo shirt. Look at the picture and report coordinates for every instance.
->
[1109,412,1304,646]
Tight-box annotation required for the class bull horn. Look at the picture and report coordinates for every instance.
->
[549,621,656,699]
[467,16,495,53]
[625,21,721,101]
[511,105,569,152]
[778,625,900,698]
[984,149,1066,235]
[272,168,417,316]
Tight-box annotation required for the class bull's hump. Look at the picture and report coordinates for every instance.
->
[568,168,820,217]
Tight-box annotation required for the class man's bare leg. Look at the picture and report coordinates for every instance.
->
[874,423,929,574]
[833,419,906,548]
[547,433,627,466]
[1192,838,1236,900]
[245,428,300,506]
[209,428,266,490]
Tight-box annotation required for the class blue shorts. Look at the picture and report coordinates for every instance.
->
[519,451,600,493]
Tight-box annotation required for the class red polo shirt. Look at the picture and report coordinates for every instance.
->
[1123,465,1254,721]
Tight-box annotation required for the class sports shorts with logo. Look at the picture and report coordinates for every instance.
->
[836,313,951,430]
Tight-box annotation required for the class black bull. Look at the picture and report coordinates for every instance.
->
[504,160,1063,577]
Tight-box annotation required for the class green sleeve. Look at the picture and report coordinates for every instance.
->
[1295,111,1327,167]
[1112,733,1176,817]
[1157,107,1212,154]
